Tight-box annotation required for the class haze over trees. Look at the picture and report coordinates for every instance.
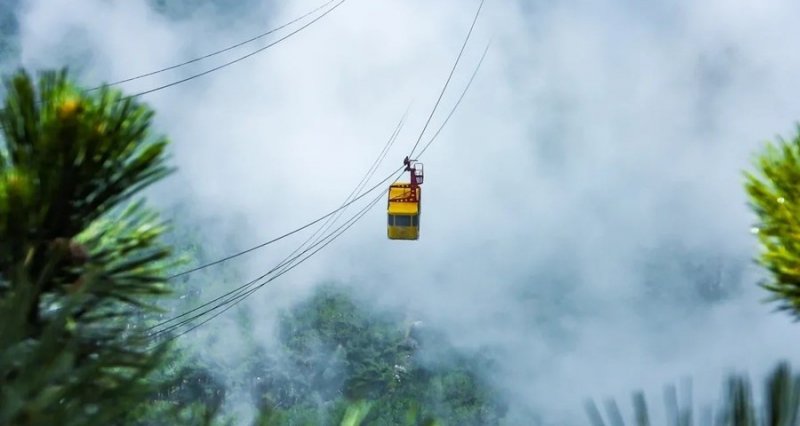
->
[2,1,800,423]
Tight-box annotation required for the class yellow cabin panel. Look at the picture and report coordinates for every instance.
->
[388,203,418,215]
[388,187,420,210]
[388,225,419,240]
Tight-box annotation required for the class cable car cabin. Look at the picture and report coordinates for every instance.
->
[387,184,421,240]
[387,157,423,240]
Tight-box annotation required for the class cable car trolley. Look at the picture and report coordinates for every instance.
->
[387,157,424,240]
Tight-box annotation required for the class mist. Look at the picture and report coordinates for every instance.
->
[5,0,800,423]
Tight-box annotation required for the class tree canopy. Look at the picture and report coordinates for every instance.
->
[745,126,800,319]
[0,68,178,425]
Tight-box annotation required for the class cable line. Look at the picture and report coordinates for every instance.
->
[407,0,485,158]
[150,165,404,335]
[167,164,402,279]
[147,177,394,341]
[121,0,348,100]
[294,104,410,262]
[166,103,409,281]
[416,39,491,159]
[151,111,411,331]
[150,106,410,332]
[152,190,386,346]
[88,0,337,91]
[0,0,347,129]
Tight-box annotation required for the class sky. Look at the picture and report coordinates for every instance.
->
[5,0,800,423]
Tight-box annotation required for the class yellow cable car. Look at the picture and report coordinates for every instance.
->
[388,157,423,240]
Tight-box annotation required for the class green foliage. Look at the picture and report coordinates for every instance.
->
[744,125,800,318]
[126,350,229,426]
[275,286,407,401]
[0,68,179,424]
[341,399,373,424]
[250,284,507,425]
[586,361,800,426]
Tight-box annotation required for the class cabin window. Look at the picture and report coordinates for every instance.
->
[393,215,412,227]
[388,214,419,227]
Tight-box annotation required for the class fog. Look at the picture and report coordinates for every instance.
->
[5,0,800,423]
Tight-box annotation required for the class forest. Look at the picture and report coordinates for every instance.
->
[2,0,800,425]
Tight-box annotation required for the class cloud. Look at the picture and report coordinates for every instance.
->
[7,0,800,423]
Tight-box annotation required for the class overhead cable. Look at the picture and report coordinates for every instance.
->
[88,0,338,91]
